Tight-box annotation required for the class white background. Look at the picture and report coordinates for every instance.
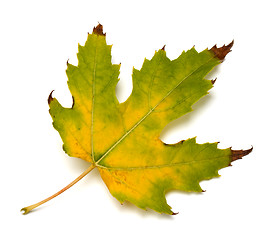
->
[1,0,269,239]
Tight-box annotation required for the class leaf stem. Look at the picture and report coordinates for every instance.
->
[21,164,95,214]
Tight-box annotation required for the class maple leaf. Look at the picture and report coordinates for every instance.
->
[21,24,252,215]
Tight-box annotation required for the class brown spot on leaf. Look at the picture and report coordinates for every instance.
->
[163,139,185,146]
[48,90,54,105]
[172,211,179,215]
[231,147,253,162]
[72,96,75,108]
[210,40,234,61]
[93,23,106,36]
[211,78,217,85]
[161,45,166,51]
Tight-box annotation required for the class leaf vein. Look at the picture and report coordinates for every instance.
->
[97,155,228,171]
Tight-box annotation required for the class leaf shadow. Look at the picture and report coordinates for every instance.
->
[66,156,92,173]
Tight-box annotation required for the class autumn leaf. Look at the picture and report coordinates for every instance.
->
[21,24,252,215]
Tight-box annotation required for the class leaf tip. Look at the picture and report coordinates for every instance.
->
[211,78,217,85]
[231,146,253,162]
[93,23,106,36]
[210,40,234,61]
[48,90,54,105]
[171,211,179,215]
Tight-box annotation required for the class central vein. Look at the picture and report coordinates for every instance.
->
[91,44,98,163]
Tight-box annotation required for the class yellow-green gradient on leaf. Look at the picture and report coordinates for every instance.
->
[22,24,252,215]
